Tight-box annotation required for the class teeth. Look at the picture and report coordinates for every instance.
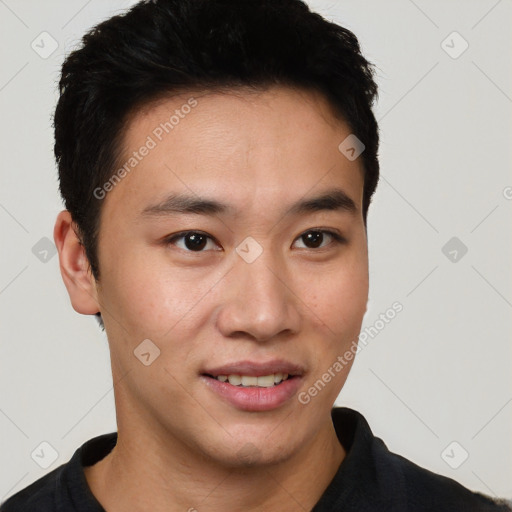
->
[217,373,290,387]
[228,375,242,386]
[241,376,258,386]
[257,375,275,387]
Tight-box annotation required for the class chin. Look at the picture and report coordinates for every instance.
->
[200,429,301,469]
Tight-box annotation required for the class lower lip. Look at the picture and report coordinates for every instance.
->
[201,375,302,412]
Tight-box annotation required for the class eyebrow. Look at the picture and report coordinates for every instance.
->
[140,187,357,219]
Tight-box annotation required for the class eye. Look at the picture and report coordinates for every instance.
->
[164,229,346,253]
[293,229,345,250]
[164,231,220,252]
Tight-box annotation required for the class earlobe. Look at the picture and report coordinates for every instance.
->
[53,210,101,315]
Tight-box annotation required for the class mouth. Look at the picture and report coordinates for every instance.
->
[200,360,304,411]
[202,372,296,388]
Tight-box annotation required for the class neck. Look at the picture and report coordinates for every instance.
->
[85,403,345,512]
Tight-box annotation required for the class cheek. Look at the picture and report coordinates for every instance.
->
[99,229,368,342]
[311,280,367,350]
[308,258,368,334]
[98,247,205,339]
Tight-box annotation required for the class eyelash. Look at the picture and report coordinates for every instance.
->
[163,229,346,253]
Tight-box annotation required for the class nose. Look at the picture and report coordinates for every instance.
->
[215,245,302,343]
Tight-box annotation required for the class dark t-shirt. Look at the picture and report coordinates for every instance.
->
[1,407,510,511]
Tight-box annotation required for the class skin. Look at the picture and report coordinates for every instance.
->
[54,86,369,511]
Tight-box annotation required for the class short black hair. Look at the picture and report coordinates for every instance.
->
[54,0,380,329]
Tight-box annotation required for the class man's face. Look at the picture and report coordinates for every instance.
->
[93,86,368,466]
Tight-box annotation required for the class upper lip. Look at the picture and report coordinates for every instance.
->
[202,359,305,377]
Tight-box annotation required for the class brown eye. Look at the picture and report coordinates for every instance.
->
[164,229,345,253]
[165,231,219,252]
[293,229,345,250]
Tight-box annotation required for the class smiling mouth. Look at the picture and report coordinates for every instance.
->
[202,373,295,388]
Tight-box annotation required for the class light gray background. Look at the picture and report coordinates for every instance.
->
[1,0,511,503]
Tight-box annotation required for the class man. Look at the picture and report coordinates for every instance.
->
[1,0,510,510]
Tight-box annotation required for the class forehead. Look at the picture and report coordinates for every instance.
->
[104,86,365,221]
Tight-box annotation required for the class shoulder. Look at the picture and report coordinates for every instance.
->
[372,433,511,511]
[0,465,63,511]
[330,408,511,511]
[0,432,116,512]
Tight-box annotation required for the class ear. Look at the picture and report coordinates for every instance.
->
[53,210,100,315]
